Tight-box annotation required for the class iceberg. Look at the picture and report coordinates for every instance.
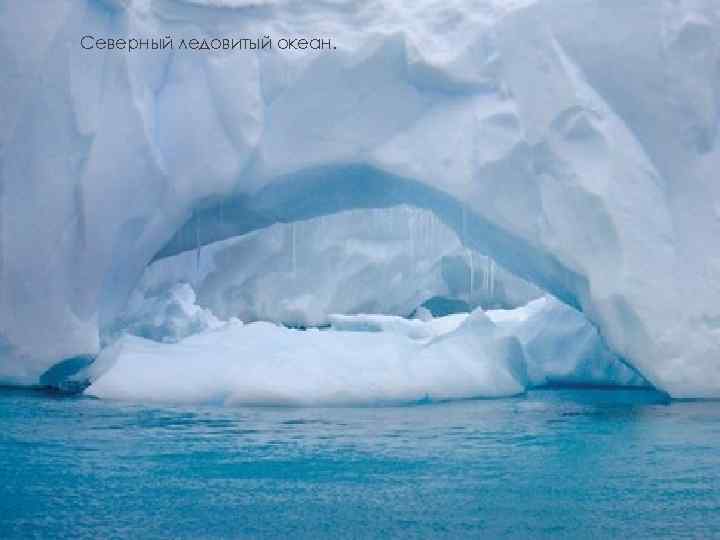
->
[1,0,719,396]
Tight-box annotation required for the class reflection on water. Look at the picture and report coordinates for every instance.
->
[0,388,718,539]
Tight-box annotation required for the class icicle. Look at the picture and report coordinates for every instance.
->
[468,249,474,302]
[489,258,495,300]
[484,256,489,296]
[194,211,201,278]
[291,222,297,277]
[409,209,415,260]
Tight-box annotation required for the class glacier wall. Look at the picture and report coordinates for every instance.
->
[1,0,719,396]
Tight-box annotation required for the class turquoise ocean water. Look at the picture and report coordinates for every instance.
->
[1,387,719,539]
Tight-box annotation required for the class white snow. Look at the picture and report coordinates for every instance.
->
[83,290,644,405]
[106,282,226,344]
[1,0,719,396]
[329,314,434,341]
[86,309,527,406]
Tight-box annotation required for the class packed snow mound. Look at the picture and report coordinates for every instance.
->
[85,309,527,405]
[130,206,539,329]
[107,283,226,344]
[487,298,647,388]
[84,288,645,405]
[1,0,720,396]
[327,300,647,389]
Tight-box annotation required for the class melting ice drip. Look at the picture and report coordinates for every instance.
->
[195,219,202,276]
[461,204,496,306]
[290,222,297,277]
[462,205,475,302]
[486,258,495,300]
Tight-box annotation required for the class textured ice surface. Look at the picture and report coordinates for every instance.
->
[2,0,720,395]
[488,298,647,388]
[86,309,527,405]
[131,206,539,329]
[329,312,471,342]
[326,300,647,389]
[107,283,225,344]
[85,291,643,405]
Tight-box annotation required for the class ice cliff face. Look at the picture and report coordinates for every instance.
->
[1,0,719,396]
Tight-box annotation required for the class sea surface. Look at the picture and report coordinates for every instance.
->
[1,387,719,539]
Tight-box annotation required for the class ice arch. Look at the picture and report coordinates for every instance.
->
[152,165,582,303]
[1,0,719,396]
[128,204,543,331]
